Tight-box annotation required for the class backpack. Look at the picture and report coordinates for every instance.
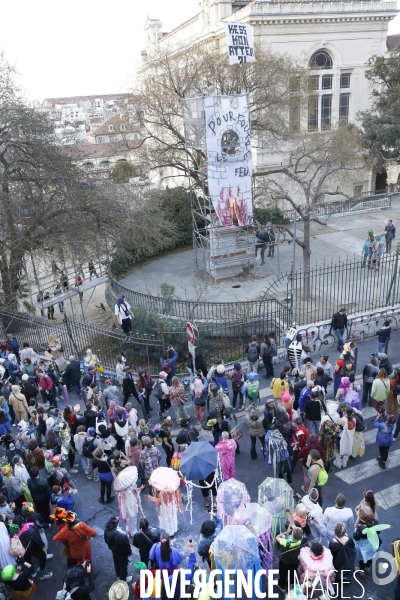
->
[82,437,95,458]
[354,412,365,432]
[247,343,258,363]
[10,535,26,557]
[160,359,171,375]
[231,371,243,392]
[247,382,259,401]
[282,421,294,439]
[312,461,329,486]
[193,377,204,399]
[341,362,353,377]
[56,583,80,600]
[152,380,165,400]
[75,414,85,427]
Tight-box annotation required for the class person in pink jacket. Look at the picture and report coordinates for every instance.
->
[215,431,237,481]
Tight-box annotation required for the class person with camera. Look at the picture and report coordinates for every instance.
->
[374,409,396,469]
[63,560,95,600]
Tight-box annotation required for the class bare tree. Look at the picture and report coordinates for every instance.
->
[128,45,306,188]
[256,126,366,298]
[0,54,175,309]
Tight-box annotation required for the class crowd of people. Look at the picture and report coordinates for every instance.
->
[0,325,397,600]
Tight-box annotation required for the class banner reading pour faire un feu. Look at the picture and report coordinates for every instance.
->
[204,93,253,227]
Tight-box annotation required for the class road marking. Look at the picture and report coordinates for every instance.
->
[375,484,400,509]
[335,448,400,484]
[260,388,273,399]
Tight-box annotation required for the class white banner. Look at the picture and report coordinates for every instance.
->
[225,22,256,65]
[204,94,253,227]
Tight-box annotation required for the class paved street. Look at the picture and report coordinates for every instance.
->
[33,329,400,599]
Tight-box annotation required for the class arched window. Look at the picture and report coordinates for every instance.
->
[310,50,333,70]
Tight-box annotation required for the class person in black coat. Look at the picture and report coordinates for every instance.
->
[263,398,277,431]
[12,514,53,579]
[84,402,98,429]
[293,374,306,410]
[27,466,52,524]
[328,522,356,584]
[103,516,132,582]
[362,356,379,406]
[132,518,160,566]
[64,562,95,600]
[62,357,82,396]
[122,367,139,407]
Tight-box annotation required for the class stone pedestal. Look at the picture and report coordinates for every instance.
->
[205,224,252,279]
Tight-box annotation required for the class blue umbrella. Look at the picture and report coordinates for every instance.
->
[179,441,218,480]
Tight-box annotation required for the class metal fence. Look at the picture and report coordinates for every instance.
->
[278,250,400,325]
[281,193,390,222]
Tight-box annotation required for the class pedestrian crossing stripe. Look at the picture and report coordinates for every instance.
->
[375,484,400,509]
[334,448,400,484]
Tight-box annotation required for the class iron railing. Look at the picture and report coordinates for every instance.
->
[264,250,400,325]
[281,193,390,222]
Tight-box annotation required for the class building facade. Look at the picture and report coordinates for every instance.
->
[142,0,398,196]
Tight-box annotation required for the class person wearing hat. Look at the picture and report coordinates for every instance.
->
[64,561,95,599]
[300,357,317,382]
[108,580,129,600]
[114,296,134,342]
[53,512,96,566]
[1,562,36,599]
[136,368,153,414]
[139,437,161,494]
[213,365,229,396]
[377,352,393,377]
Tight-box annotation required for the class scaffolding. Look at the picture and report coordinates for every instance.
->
[182,94,257,284]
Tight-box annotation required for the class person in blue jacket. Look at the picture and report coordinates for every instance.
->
[161,540,197,600]
[149,533,183,576]
[160,347,179,386]
[374,412,396,470]
[6,334,20,362]
[213,365,229,396]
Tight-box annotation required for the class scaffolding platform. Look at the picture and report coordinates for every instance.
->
[39,275,108,308]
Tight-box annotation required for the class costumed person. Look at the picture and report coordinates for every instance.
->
[104,516,133,583]
[287,334,303,377]
[53,511,96,565]
[215,431,237,481]
[334,407,356,469]
[145,467,181,537]
[301,488,326,543]
[353,506,389,576]
[362,230,375,267]
[113,466,145,536]
[1,562,36,600]
[0,520,15,571]
[298,541,335,594]
[318,419,337,474]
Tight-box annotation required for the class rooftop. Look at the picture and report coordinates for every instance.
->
[93,115,138,137]
[42,93,131,108]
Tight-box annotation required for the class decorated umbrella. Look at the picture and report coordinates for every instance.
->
[114,466,144,536]
[148,467,182,536]
[213,525,261,600]
[232,503,274,573]
[149,467,180,492]
[179,441,218,480]
[217,478,250,526]
[258,477,294,539]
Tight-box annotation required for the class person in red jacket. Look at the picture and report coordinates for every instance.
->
[291,418,309,472]
[53,512,96,565]
[37,369,56,411]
